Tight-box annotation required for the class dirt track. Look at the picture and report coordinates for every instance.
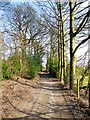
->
[2,72,89,120]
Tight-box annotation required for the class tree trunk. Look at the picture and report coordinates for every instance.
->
[50,31,54,64]
[88,62,90,108]
[20,39,23,75]
[69,1,76,90]
[58,5,61,79]
[34,43,36,55]
[29,42,30,55]
[59,2,63,82]
[31,40,32,55]
[46,51,49,72]
[62,21,66,85]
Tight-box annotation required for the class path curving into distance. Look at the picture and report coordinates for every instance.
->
[2,72,75,120]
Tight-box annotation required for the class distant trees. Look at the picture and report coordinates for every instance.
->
[36,1,90,92]
[2,3,44,78]
[57,2,67,83]
[36,2,67,80]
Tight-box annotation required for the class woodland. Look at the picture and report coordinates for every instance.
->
[0,0,90,119]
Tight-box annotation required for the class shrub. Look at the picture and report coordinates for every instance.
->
[2,61,13,80]
[9,56,20,75]
[49,57,58,78]
[2,55,20,80]
[26,55,42,79]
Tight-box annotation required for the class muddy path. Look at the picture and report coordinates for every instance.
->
[2,72,84,119]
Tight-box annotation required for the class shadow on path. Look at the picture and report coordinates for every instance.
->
[2,72,75,120]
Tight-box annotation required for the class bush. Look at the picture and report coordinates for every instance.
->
[2,61,13,80]
[2,55,20,80]
[26,55,42,79]
[9,56,20,75]
[49,57,58,78]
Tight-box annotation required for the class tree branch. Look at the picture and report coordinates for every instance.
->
[74,10,90,37]
[73,35,90,56]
